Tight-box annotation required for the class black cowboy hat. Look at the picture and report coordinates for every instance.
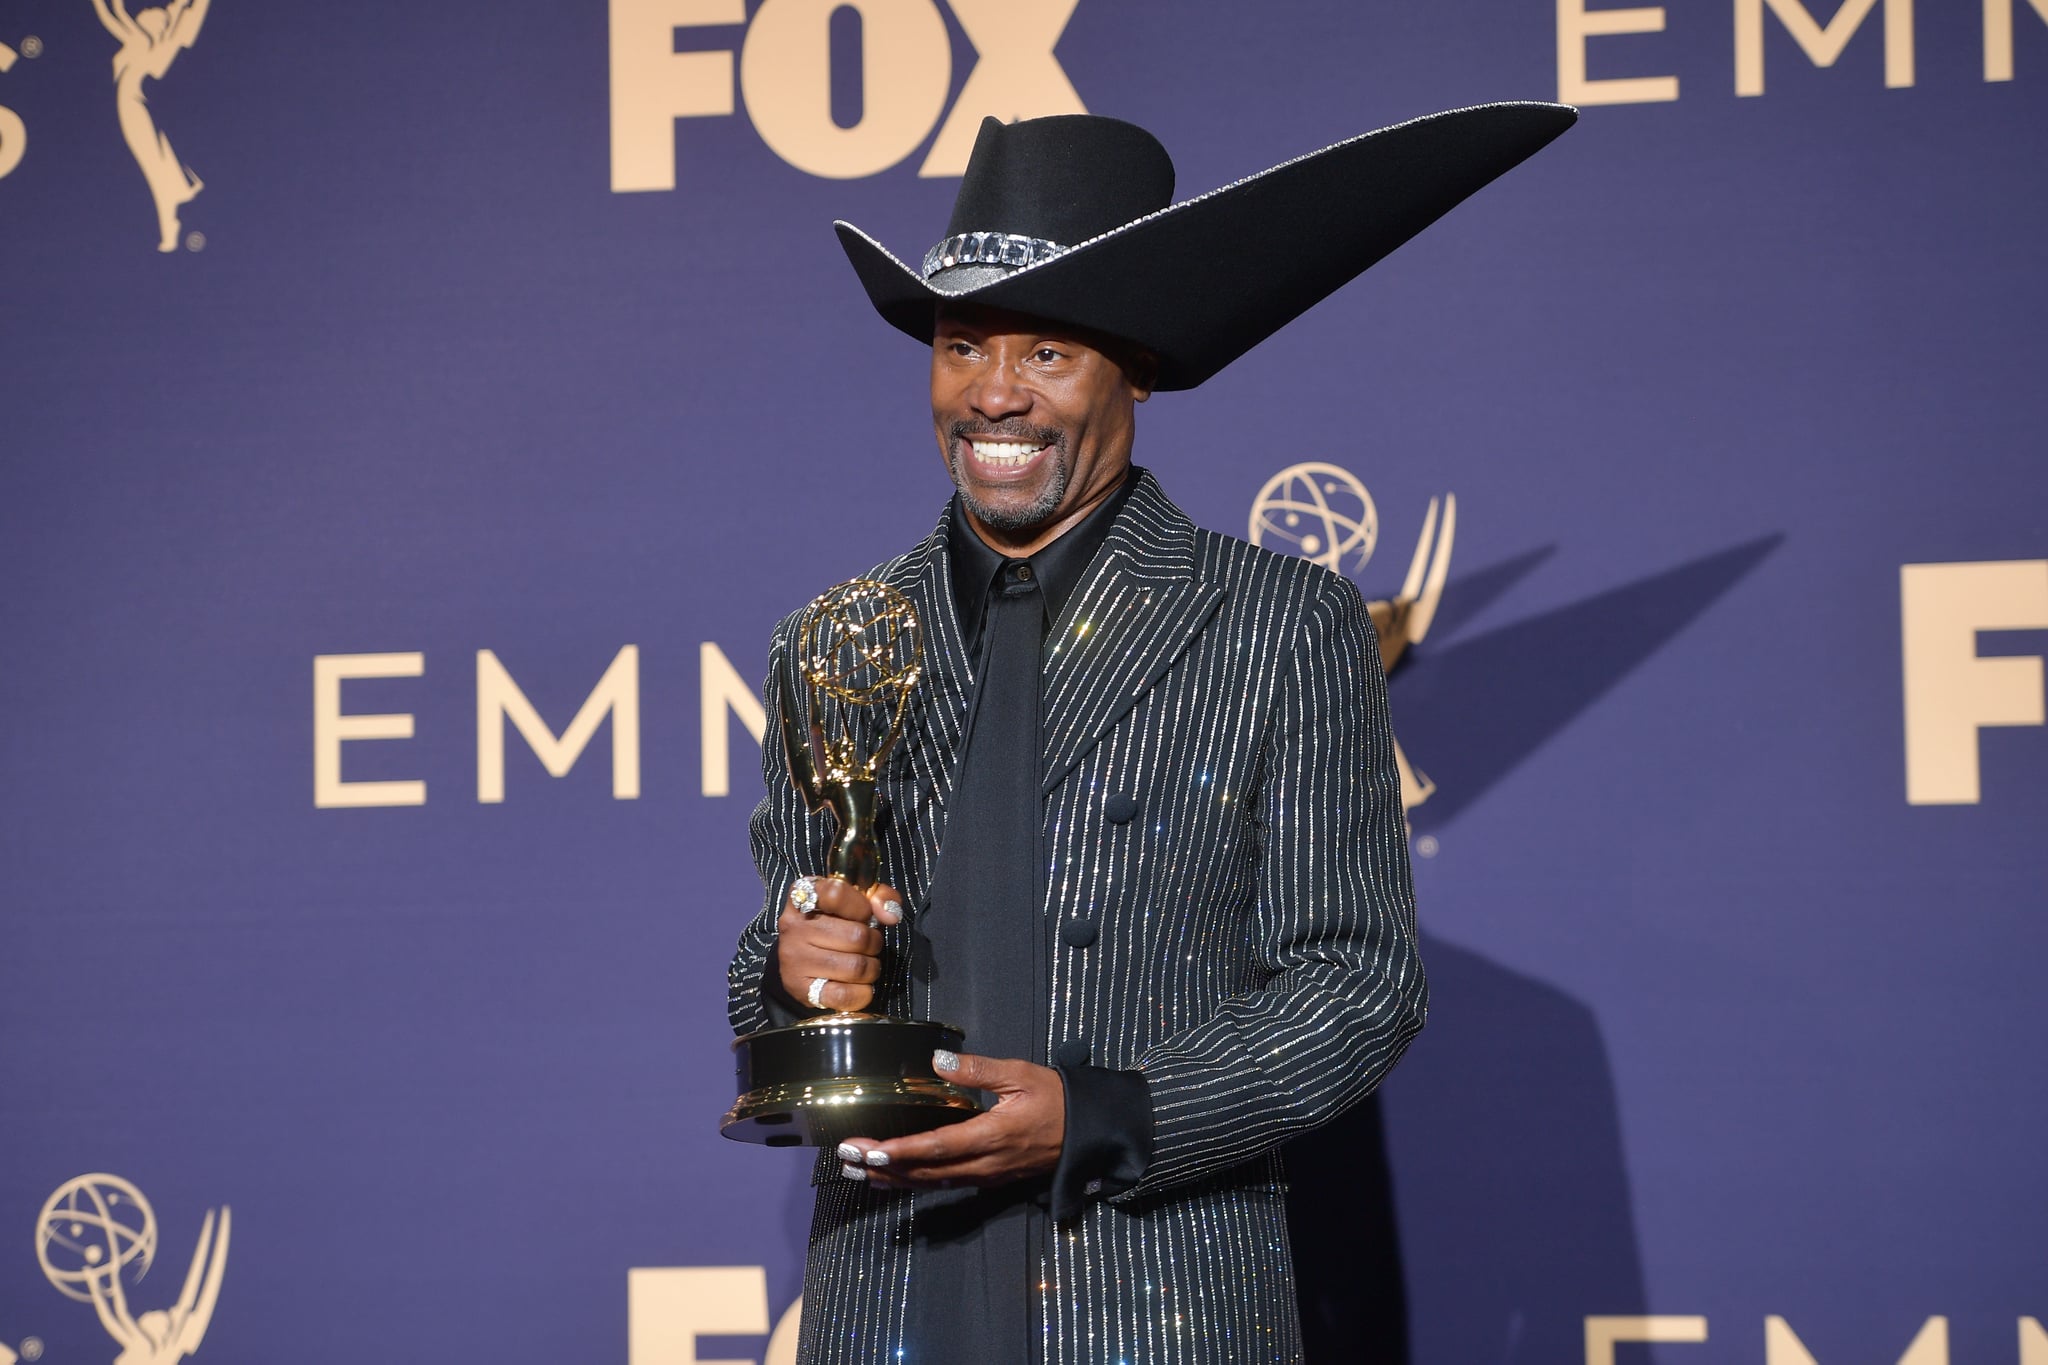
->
[836,102,1576,391]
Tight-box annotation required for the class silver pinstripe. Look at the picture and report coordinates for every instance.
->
[728,471,1425,1365]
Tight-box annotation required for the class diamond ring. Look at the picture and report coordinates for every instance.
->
[807,976,830,1009]
[791,877,820,915]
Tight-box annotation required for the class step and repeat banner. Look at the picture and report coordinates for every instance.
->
[2,1,2042,1362]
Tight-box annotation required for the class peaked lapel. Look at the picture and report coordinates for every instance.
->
[884,508,975,814]
[1037,471,1225,796]
[883,472,1226,806]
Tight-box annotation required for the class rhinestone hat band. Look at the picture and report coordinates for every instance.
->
[920,231,1068,281]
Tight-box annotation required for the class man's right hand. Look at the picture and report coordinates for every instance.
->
[776,876,904,1013]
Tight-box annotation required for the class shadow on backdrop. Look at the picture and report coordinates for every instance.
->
[1287,536,1782,1362]
[1423,544,1558,643]
[1400,534,1784,833]
[1287,938,1645,1364]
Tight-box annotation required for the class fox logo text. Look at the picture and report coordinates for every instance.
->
[629,1267,800,1365]
[1900,558,2048,805]
[608,0,1086,190]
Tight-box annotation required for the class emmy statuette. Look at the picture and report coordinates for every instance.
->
[721,580,982,1147]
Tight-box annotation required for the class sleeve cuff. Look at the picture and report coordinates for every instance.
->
[1049,1064,1153,1222]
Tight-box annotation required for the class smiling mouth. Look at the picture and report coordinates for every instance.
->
[967,438,1049,467]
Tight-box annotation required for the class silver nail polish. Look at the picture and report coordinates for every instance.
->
[840,1162,867,1181]
[933,1049,960,1073]
[865,1149,890,1168]
[836,1142,862,1163]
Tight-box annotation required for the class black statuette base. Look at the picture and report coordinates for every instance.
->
[721,1014,982,1147]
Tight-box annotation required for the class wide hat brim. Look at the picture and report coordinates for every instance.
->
[836,102,1577,391]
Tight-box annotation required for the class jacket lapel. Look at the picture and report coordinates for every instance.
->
[1037,471,1225,796]
[888,472,1226,805]
[886,509,975,813]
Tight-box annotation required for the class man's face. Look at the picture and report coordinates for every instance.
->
[930,304,1152,554]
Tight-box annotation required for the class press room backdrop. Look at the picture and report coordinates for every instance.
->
[2,1,2042,1362]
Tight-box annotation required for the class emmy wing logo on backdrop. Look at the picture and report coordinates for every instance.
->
[35,1175,230,1365]
[1251,462,1454,814]
[0,5,210,250]
[91,0,210,251]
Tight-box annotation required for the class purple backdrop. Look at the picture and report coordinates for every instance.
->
[3,1,2044,1362]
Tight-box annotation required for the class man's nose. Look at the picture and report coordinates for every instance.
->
[967,358,1032,420]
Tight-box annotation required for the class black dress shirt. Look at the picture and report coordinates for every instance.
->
[943,474,1153,1218]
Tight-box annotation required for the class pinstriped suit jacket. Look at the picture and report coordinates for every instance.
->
[728,470,1425,1365]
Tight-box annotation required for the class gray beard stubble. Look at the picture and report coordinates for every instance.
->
[948,431,1069,532]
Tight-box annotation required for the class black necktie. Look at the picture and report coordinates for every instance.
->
[909,560,1044,1365]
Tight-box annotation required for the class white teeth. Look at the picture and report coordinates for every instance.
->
[970,439,1043,466]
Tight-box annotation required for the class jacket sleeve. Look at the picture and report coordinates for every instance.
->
[727,615,835,1039]
[1122,571,1426,1197]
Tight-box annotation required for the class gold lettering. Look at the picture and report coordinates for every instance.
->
[1556,0,1681,105]
[1985,0,2048,78]
[477,647,642,803]
[0,43,24,180]
[313,653,426,808]
[627,1266,768,1365]
[608,0,746,193]
[920,0,1087,176]
[1585,1316,1708,1365]
[1767,1316,1949,1365]
[741,0,951,180]
[1735,0,1915,95]
[700,641,766,798]
[1900,561,2048,805]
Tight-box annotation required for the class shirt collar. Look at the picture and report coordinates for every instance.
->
[948,466,1138,655]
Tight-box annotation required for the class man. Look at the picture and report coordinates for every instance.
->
[728,104,1574,1365]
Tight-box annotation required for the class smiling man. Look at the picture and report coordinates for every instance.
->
[728,106,1575,1365]
[932,303,1151,551]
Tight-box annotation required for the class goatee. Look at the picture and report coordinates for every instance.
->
[947,423,1069,531]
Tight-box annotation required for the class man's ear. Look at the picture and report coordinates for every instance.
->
[1127,349,1159,402]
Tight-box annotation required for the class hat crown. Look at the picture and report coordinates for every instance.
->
[943,115,1175,247]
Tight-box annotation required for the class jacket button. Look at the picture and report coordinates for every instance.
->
[1059,917,1098,948]
[1053,1040,1092,1068]
[1104,793,1140,824]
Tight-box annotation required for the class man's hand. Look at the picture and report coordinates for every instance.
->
[776,876,903,1013]
[836,1052,1066,1189]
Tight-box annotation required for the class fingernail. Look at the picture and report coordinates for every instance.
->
[864,1149,890,1168]
[836,1142,862,1163]
[933,1049,959,1073]
[840,1162,868,1181]
[882,899,904,921]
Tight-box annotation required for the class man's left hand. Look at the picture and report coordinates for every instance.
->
[838,1052,1064,1189]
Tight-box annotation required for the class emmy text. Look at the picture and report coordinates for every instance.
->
[1557,0,2047,104]
[312,644,766,807]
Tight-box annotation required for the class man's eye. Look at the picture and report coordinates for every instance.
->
[1035,348,1063,363]
[949,342,977,357]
